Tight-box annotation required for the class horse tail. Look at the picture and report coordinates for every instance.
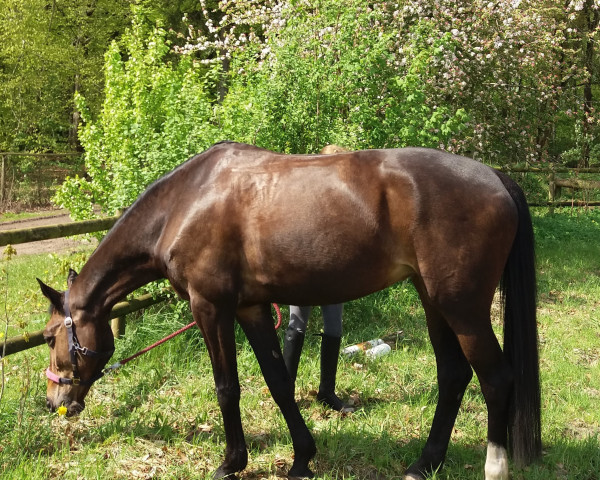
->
[496,171,542,466]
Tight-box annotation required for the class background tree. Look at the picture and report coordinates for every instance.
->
[0,0,131,152]
[20,0,599,217]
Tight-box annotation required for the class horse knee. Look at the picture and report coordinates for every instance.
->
[215,383,241,410]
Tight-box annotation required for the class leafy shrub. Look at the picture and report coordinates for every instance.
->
[55,22,220,217]
[55,3,471,217]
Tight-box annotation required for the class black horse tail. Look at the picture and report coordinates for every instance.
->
[496,171,542,466]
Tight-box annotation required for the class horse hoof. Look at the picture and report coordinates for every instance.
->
[213,467,239,480]
[287,466,314,479]
[404,474,423,480]
[214,473,237,480]
[404,466,426,480]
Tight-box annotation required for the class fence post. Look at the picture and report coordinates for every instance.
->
[111,316,126,338]
[0,154,5,205]
[548,172,556,214]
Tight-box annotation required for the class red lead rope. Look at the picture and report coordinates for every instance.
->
[105,303,282,374]
[272,302,282,329]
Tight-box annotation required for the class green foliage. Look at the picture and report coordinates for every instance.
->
[219,2,469,154]
[1,0,599,173]
[0,0,131,152]
[58,2,472,216]
[55,22,220,217]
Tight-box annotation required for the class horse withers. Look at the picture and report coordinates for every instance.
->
[38,142,541,480]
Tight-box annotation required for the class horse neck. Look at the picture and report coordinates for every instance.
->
[70,208,164,319]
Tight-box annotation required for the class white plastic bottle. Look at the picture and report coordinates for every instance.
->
[365,343,392,359]
[342,338,384,356]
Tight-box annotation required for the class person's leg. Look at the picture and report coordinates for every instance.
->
[321,304,343,338]
[318,304,354,413]
[283,306,311,383]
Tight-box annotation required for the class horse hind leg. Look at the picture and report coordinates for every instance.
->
[405,280,473,480]
[438,305,513,480]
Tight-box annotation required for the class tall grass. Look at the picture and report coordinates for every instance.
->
[1,208,599,479]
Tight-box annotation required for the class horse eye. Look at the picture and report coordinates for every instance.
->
[43,335,55,348]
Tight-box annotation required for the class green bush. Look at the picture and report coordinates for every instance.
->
[55,3,470,217]
[54,22,220,217]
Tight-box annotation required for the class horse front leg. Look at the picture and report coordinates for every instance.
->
[237,304,316,479]
[191,296,247,479]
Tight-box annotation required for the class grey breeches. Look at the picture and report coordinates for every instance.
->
[288,304,344,338]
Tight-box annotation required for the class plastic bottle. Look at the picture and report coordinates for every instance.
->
[365,343,392,359]
[342,338,384,356]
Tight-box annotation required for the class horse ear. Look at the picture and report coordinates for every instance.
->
[67,269,78,288]
[37,278,63,312]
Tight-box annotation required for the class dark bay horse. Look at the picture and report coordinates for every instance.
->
[38,142,541,480]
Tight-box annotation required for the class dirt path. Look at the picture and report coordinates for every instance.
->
[0,210,98,255]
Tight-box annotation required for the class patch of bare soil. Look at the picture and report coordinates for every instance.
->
[0,210,98,255]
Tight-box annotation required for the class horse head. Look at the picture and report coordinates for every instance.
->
[37,269,115,416]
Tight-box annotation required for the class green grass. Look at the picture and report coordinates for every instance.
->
[1,208,599,479]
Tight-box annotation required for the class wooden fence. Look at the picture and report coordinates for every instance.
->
[0,215,169,358]
[1,293,167,358]
[498,165,600,207]
[0,152,83,210]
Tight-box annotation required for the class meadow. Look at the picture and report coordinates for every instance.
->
[0,208,599,479]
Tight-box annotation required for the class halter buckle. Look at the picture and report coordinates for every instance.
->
[72,376,80,386]
[64,317,73,328]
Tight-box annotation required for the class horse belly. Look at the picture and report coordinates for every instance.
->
[239,196,417,305]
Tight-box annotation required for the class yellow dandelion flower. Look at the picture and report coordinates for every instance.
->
[57,405,68,416]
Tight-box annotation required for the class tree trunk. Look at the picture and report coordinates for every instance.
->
[580,0,600,167]
[68,74,81,150]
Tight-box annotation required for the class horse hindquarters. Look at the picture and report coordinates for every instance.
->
[407,173,540,480]
[404,182,525,479]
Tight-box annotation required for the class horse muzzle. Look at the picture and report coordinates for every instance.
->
[46,396,85,416]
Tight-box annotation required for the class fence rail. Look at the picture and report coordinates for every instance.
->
[498,166,600,174]
[497,165,600,207]
[1,293,168,358]
[1,213,170,359]
[0,216,119,247]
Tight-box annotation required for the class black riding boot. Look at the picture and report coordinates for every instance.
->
[317,334,355,413]
[283,326,305,385]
